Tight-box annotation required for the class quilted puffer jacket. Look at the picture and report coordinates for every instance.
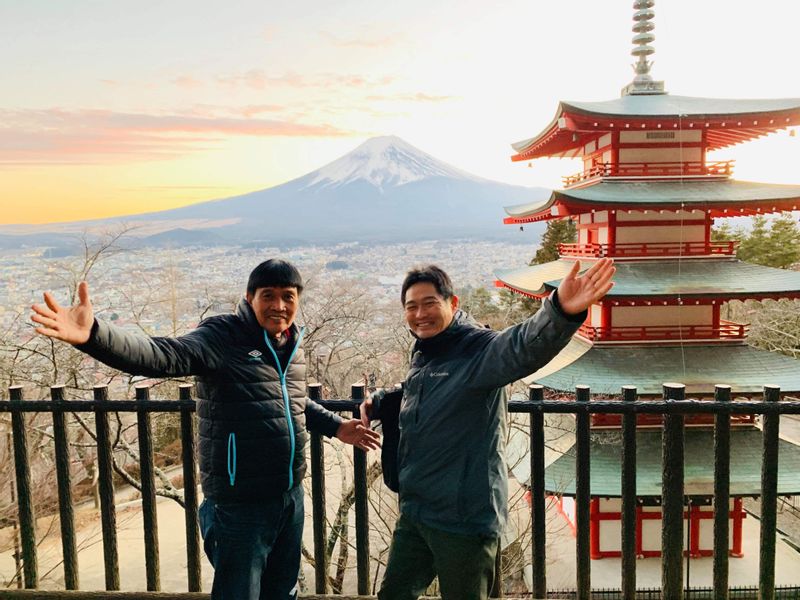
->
[78,298,342,502]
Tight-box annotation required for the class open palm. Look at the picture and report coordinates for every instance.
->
[31,281,95,345]
[557,258,616,315]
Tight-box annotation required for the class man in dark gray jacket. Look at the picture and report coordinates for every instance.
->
[362,258,614,600]
[31,259,380,600]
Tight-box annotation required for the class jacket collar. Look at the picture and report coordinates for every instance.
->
[413,309,476,355]
[235,297,300,341]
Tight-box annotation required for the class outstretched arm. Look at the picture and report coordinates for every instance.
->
[31,281,222,377]
[472,258,615,389]
[31,281,94,344]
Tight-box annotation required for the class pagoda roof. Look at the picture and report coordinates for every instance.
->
[526,339,800,396]
[510,427,800,497]
[496,258,800,300]
[504,180,800,223]
[512,95,800,160]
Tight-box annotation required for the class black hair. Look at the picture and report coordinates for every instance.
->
[400,265,454,305]
[247,259,304,296]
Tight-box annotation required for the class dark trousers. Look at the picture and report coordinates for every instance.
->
[199,485,304,600]
[378,513,498,600]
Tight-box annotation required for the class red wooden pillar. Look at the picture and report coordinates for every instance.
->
[590,498,601,559]
[689,503,701,557]
[636,505,644,558]
[731,497,744,557]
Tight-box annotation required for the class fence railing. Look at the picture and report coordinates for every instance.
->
[577,319,749,343]
[562,160,735,187]
[558,241,740,259]
[2,382,800,600]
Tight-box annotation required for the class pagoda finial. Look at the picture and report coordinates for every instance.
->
[621,0,666,96]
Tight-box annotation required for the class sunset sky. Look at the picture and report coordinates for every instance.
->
[2,0,799,225]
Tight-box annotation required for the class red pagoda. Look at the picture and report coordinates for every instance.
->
[500,1,800,559]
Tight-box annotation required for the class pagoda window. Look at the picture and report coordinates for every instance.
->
[617,209,700,222]
[613,305,712,328]
[598,133,612,148]
[618,146,702,164]
[619,130,702,144]
[615,224,705,245]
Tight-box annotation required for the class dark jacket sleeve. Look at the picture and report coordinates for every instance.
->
[469,292,586,389]
[304,399,344,438]
[75,318,226,378]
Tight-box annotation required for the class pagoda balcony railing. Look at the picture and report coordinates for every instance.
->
[2,382,800,599]
[578,319,750,343]
[559,240,740,259]
[562,160,735,187]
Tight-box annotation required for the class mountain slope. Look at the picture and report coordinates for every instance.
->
[2,136,550,245]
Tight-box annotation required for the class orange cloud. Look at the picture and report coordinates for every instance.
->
[0,108,352,165]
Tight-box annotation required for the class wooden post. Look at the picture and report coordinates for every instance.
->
[759,385,780,600]
[179,384,201,593]
[308,383,328,594]
[621,386,637,600]
[529,385,546,598]
[136,385,160,591]
[10,385,38,588]
[661,383,685,600]
[94,385,120,590]
[575,385,591,600]
[351,383,370,595]
[713,384,731,600]
[51,385,79,589]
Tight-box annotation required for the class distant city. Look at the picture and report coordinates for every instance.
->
[1,238,538,336]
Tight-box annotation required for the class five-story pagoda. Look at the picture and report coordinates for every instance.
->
[500,1,800,560]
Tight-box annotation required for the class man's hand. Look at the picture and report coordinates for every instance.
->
[336,419,381,452]
[557,258,616,315]
[360,395,374,427]
[31,281,95,345]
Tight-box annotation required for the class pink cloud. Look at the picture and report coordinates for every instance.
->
[215,69,396,91]
[366,92,456,103]
[171,76,204,89]
[0,108,353,165]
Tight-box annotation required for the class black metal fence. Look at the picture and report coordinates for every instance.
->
[2,381,800,600]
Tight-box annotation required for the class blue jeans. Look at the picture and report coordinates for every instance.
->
[199,485,304,600]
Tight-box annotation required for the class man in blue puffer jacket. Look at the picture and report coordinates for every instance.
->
[362,259,615,600]
[31,259,381,600]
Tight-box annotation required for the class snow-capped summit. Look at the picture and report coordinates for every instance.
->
[303,135,482,190]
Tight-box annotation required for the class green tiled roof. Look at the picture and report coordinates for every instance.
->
[563,95,800,119]
[533,427,800,497]
[496,258,800,298]
[504,180,800,218]
[529,341,800,395]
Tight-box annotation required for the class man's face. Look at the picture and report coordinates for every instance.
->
[403,282,458,339]
[247,286,300,337]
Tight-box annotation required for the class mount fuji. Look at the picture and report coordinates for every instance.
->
[1,136,549,247]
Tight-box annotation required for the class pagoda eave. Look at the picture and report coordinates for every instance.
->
[531,427,800,497]
[503,180,800,223]
[496,259,800,299]
[527,340,800,397]
[511,97,800,161]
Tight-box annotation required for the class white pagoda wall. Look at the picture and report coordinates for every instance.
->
[612,305,711,328]
[615,225,705,245]
[619,130,703,144]
[618,147,702,164]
